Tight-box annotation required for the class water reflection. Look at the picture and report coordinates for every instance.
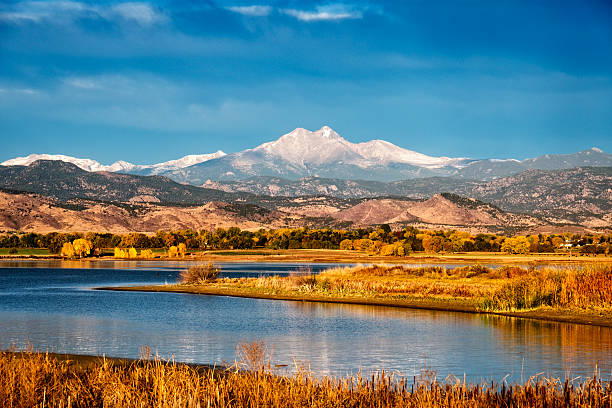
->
[0,263,610,382]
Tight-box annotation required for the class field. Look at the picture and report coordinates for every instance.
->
[0,248,51,256]
[1,349,611,408]
[109,263,612,327]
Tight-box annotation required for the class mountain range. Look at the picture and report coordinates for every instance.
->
[1,126,610,233]
[3,126,611,183]
[0,160,610,233]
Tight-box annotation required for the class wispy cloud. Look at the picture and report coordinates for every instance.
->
[282,4,363,22]
[225,3,367,22]
[111,2,167,25]
[0,87,39,95]
[226,5,272,17]
[63,77,101,90]
[0,1,167,25]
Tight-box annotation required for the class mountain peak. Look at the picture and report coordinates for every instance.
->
[277,126,343,142]
[253,126,354,166]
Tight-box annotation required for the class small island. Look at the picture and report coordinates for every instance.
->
[104,261,612,328]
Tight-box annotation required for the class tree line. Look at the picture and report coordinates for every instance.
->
[1,227,610,256]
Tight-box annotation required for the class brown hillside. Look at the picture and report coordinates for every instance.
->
[0,192,288,233]
[333,194,541,229]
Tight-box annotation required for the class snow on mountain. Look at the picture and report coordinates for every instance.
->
[1,151,227,174]
[354,139,464,168]
[250,126,464,169]
[168,126,474,184]
[4,128,610,186]
[147,151,226,174]
[2,154,113,172]
[252,126,362,167]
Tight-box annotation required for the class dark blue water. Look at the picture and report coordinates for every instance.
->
[0,261,610,382]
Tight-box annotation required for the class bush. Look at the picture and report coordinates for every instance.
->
[180,263,219,284]
[8,247,17,254]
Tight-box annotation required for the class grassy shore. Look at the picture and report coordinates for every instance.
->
[2,349,610,408]
[104,263,612,327]
[2,248,612,264]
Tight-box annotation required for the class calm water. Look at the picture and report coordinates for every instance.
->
[0,260,610,382]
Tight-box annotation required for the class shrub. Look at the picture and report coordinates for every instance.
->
[180,263,219,284]
[140,249,154,258]
[8,247,17,254]
[284,267,317,290]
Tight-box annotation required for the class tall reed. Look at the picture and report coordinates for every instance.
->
[482,264,612,311]
[1,350,610,407]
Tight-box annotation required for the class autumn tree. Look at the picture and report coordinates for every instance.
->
[128,247,138,258]
[60,242,75,258]
[140,249,154,258]
[72,238,93,258]
[501,236,530,254]
[339,239,353,250]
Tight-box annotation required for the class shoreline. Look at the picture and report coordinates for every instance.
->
[2,250,611,265]
[98,284,612,328]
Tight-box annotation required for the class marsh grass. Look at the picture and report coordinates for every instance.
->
[203,264,612,313]
[1,348,611,407]
[482,264,612,311]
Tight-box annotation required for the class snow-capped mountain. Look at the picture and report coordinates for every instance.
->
[253,126,466,168]
[2,154,116,172]
[170,126,474,184]
[1,151,226,175]
[2,127,610,185]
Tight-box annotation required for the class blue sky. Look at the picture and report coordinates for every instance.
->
[1,0,611,164]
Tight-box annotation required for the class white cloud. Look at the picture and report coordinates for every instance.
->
[226,5,272,17]
[64,77,100,89]
[224,3,366,22]
[282,4,362,22]
[111,2,167,25]
[0,1,166,26]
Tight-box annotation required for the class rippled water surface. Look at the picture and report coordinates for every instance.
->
[0,260,610,382]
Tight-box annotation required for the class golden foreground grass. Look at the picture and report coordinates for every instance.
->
[106,264,612,327]
[1,349,611,408]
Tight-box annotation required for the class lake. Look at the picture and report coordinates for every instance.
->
[0,260,610,382]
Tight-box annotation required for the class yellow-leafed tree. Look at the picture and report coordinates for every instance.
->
[168,245,178,257]
[72,239,93,258]
[128,247,138,258]
[114,247,127,258]
[61,242,75,258]
[178,243,187,257]
[339,239,353,250]
[501,236,530,254]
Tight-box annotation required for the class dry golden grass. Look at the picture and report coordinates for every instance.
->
[482,264,612,311]
[1,349,611,408]
[194,264,612,313]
